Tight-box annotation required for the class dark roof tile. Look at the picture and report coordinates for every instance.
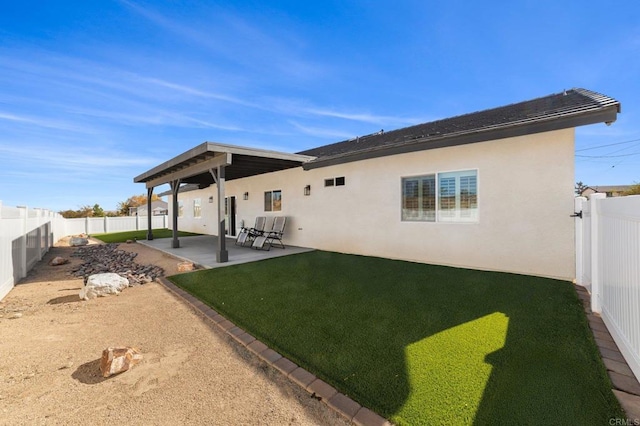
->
[297,88,620,165]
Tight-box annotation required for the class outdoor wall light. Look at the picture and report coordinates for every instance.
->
[243,192,249,200]
[304,185,311,196]
[208,196,214,203]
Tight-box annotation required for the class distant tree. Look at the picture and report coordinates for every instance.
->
[59,205,93,218]
[92,204,105,217]
[116,193,161,216]
[575,181,588,196]
[623,182,640,196]
[58,210,78,219]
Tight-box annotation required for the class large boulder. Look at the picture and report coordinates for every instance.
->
[177,261,195,272]
[79,273,129,300]
[49,256,69,266]
[100,347,143,378]
[70,237,89,247]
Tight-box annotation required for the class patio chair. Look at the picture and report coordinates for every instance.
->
[235,227,250,246]
[252,216,286,250]
[236,216,266,247]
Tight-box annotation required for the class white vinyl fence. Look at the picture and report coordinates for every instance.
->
[0,201,168,301]
[0,203,67,300]
[64,215,168,235]
[575,194,640,381]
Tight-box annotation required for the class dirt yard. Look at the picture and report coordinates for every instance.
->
[0,238,349,425]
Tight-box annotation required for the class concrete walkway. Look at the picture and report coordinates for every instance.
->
[575,285,640,421]
[139,235,314,269]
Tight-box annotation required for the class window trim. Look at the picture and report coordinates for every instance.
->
[401,168,478,223]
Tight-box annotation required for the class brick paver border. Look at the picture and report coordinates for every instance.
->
[574,284,640,421]
[156,277,391,426]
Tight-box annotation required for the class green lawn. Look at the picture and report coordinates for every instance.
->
[92,228,201,243]
[169,251,623,425]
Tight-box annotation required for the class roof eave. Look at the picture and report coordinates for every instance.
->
[302,105,620,170]
[134,142,315,184]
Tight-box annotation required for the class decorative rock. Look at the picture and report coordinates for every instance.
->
[177,261,195,272]
[126,239,134,244]
[70,237,89,247]
[79,273,129,300]
[100,347,143,378]
[8,312,23,319]
[49,256,69,266]
[70,244,164,284]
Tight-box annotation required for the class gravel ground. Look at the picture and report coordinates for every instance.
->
[0,238,350,425]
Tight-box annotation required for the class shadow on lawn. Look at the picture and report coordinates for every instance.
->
[352,271,611,424]
[170,251,621,425]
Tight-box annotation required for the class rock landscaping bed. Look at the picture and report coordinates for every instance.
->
[70,243,164,285]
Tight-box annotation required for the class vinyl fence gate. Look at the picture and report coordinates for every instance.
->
[575,194,640,382]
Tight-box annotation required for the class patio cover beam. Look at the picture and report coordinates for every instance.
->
[144,152,232,189]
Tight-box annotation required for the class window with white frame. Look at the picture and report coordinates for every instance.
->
[264,190,282,212]
[402,170,477,222]
[178,201,184,217]
[193,198,201,218]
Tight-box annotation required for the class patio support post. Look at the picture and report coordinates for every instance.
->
[170,179,181,248]
[146,187,154,240]
[210,167,228,263]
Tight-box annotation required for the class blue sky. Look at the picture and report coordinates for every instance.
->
[1,1,639,212]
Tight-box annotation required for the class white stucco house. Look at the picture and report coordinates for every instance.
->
[128,200,169,216]
[134,88,620,281]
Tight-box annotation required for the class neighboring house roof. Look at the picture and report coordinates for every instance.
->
[581,185,631,195]
[157,184,201,197]
[298,88,621,169]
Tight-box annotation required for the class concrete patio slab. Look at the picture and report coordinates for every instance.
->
[139,235,314,269]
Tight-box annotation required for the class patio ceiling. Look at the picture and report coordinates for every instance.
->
[134,142,315,189]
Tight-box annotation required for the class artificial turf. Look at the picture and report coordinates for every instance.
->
[169,250,623,425]
[92,228,201,243]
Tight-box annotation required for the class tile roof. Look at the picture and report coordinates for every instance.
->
[298,88,620,168]
[584,185,632,193]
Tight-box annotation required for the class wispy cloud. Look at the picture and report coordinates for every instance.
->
[118,0,327,81]
[141,77,260,108]
[117,0,223,52]
[0,111,92,133]
[66,106,246,131]
[0,144,158,170]
[288,121,354,140]
[302,107,426,127]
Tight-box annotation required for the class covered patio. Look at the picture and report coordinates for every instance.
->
[140,234,314,269]
[133,142,314,264]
